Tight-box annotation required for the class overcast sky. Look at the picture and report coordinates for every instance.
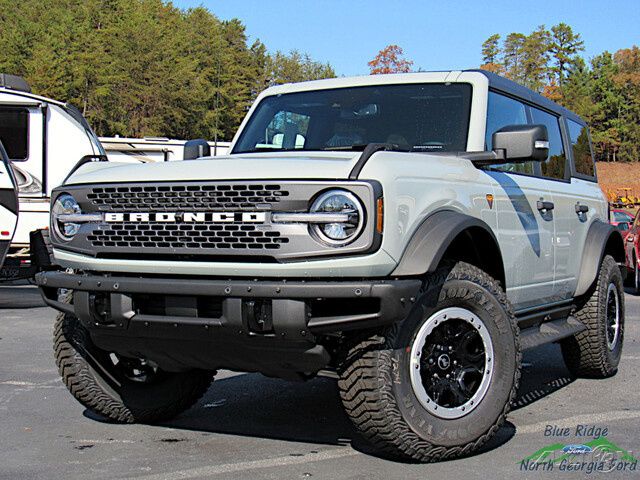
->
[174,0,640,76]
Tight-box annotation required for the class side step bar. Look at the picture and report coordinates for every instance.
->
[520,316,586,350]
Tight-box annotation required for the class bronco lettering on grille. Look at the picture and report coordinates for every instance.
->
[104,212,267,223]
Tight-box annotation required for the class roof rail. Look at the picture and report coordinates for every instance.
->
[0,74,31,93]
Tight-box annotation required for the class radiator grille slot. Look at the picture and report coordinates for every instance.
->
[87,184,289,212]
[87,223,289,250]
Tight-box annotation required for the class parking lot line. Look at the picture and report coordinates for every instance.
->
[127,448,360,480]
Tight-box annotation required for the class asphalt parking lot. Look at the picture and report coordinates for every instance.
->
[1,284,639,480]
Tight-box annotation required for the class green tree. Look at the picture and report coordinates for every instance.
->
[503,33,526,82]
[0,0,336,140]
[520,26,550,92]
[549,23,585,88]
[266,50,335,86]
[480,34,503,74]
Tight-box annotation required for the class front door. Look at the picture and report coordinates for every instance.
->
[484,91,555,309]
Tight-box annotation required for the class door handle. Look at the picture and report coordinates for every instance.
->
[575,203,589,214]
[537,200,554,212]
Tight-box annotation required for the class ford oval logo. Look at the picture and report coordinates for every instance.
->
[563,444,593,455]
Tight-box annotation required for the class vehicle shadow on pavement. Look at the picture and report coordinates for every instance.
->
[162,373,357,447]
[513,343,576,411]
[81,343,577,462]
[0,285,46,309]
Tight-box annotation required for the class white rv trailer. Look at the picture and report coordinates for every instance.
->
[100,137,230,163]
[0,140,18,270]
[0,74,227,280]
[0,74,105,279]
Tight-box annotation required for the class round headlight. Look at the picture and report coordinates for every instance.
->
[52,193,82,240]
[310,190,364,246]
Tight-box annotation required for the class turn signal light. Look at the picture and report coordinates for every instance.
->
[376,198,384,234]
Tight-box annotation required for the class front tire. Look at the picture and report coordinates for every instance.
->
[54,295,214,423]
[561,255,624,378]
[338,262,521,462]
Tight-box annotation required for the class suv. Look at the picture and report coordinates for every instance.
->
[37,70,625,462]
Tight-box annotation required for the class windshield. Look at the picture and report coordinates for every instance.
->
[233,83,472,154]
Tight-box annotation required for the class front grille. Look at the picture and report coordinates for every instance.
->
[87,223,289,250]
[58,180,377,261]
[87,184,289,212]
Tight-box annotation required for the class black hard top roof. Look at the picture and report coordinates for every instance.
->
[0,73,31,93]
[466,69,586,125]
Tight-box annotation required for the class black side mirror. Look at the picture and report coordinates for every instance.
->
[492,124,549,163]
[184,139,211,160]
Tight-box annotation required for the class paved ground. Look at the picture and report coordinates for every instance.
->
[0,284,639,480]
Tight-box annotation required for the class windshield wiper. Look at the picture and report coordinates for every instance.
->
[325,143,412,153]
[349,143,412,179]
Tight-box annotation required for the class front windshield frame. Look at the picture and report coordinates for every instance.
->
[232,82,473,155]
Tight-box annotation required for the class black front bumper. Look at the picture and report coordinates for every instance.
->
[36,271,421,375]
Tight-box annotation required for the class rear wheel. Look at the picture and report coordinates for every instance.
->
[54,294,213,423]
[561,255,624,378]
[338,262,520,462]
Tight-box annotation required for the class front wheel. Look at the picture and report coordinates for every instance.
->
[338,262,521,462]
[54,294,214,423]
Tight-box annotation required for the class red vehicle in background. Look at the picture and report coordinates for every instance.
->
[622,209,640,293]
[610,208,634,230]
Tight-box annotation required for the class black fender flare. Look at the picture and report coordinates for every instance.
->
[575,220,625,297]
[391,210,501,276]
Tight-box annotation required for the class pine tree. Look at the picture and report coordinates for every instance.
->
[549,23,585,88]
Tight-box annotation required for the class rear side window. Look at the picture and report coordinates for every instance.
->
[567,119,595,178]
[0,107,28,161]
[530,107,566,180]
[485,92,533,175]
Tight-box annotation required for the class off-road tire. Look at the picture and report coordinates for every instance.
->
[561,255,624,378]
[630,254,640,295]
[54,293,213,423]
[338,262,521,462]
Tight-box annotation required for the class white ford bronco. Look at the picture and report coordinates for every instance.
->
[37,70,625,462]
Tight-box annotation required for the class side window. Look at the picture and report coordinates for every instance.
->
[0,107,28,161]
[530,107,566,180]
[485,92,533,175]
[261,111,309,150]
[567,119,595,178]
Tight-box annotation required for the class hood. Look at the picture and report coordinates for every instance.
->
[65,151,361,185]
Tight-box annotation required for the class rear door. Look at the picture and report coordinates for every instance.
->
[549,119,606,300]
[0,141,18,268]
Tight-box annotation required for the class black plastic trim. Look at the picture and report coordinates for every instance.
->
[36,271,422,335]
[575,220,625,296]
[391,210,500,276]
